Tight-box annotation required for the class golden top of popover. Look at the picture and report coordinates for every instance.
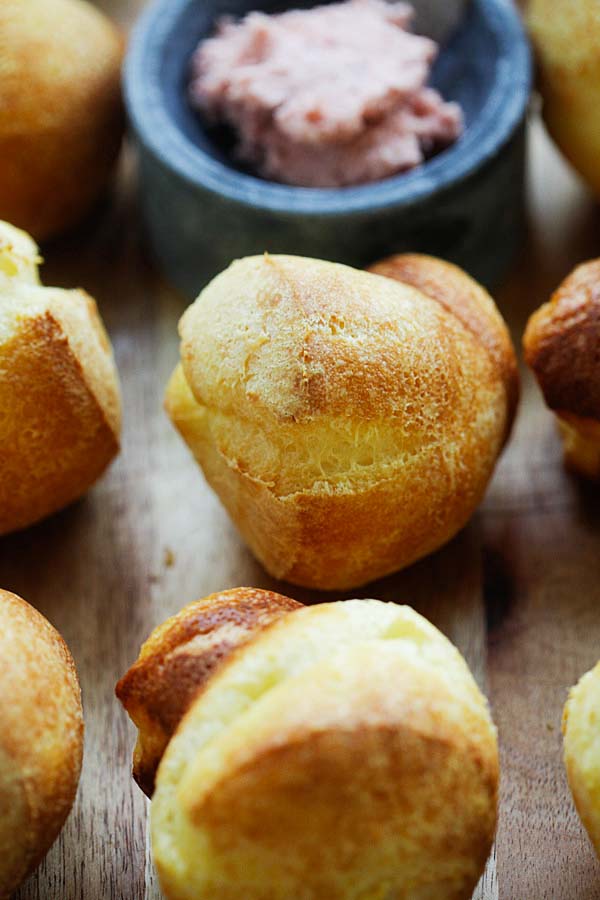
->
[0,219,121,534]
[176,253,513,497]
[0,0,122,134]
[528,0,600,73]
[0,590,83,896]
[524,259,600,423]
[527,0,600,196]
[116,587,300,796]
[180,253,504,424]
[369,252,519,436]
[149,597,498,900]
[0,0,124,240]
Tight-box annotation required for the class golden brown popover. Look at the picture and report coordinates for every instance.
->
[0,0,124,241]
[0,589,83,896]
[116,587,301,796]
[528,0,600,198]
[166,253,518,589]
[563,661,600,857]
[524,259,600,479]
[117,589,499,900]
[0,219,121,535]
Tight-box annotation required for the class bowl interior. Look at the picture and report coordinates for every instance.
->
[157,0,503,184]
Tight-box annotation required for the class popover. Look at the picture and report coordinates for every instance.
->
[563,661,600,857]
[166,253,517,589]
[524,259,600,479]
[0,0,124,240]
[118,589,499,900]
[0,219,121,535]
[0,589,83,896]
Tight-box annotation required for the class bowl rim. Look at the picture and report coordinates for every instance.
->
[125,0,531,216]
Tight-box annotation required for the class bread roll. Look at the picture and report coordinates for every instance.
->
[563,662,600,857]
[117,589,499,900]
[166,253,518,589]
[0,0,124,241]
[116,587,300,796]
[523,260,600,479]
[0,219,121,535]
[0,589,83,896]
[528,0,600,198]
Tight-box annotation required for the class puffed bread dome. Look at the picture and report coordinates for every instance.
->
[528,0,600,198]
[368,253,519,425]
[524,259,600,478]
[0,220,121,534]
[563,662,600,857]
[146,597,498,900]
[0,590,83,896]
[166,253,518,589]
[116,587,301,796]
[0,0,124,241]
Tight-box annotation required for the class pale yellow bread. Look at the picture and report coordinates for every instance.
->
[563,662,600,856]
[528,0,600,197]
[524,259,600,479]
[116,587,301,796]
[0,219,121,534]
[140,596,499,900]
[0,0,124,241]
[166,253,517,590]
[0,589,83,896]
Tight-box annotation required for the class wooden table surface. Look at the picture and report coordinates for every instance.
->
[6,2,600,897]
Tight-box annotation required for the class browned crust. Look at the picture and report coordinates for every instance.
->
[194,726,496,900]
[116,588,300,796]
[0,311,120,535]
[0,0,124,241]
[524,259,600,421]
[0,590,83,896]
[178,253,509,426]
[193,442,499,590]
[369,253,520,441]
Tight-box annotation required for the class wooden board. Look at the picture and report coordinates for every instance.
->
[5,3,600,897]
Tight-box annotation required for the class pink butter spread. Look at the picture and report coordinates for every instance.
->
[189,0,463,188]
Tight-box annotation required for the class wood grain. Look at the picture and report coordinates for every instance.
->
[4,2,600,897]
[486,125,600,899]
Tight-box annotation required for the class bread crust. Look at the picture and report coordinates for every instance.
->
[0,221,121,534]
[0,590,83,896]
[0,310,120,533]
[369,253,520,440]
[166,254,516,589]
[189,710,496,900]
[524,260,600,420]
[127,594,499,900]
[116,588,300,796]
[0,0,124,240]
[528,0,600,198]
[524,259,600,477]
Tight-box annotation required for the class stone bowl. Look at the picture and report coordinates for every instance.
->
[125,0,531,296]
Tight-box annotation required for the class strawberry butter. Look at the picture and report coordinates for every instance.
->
[189,0,463,188]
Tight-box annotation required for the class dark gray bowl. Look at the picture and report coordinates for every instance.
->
[125,0,531,297]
